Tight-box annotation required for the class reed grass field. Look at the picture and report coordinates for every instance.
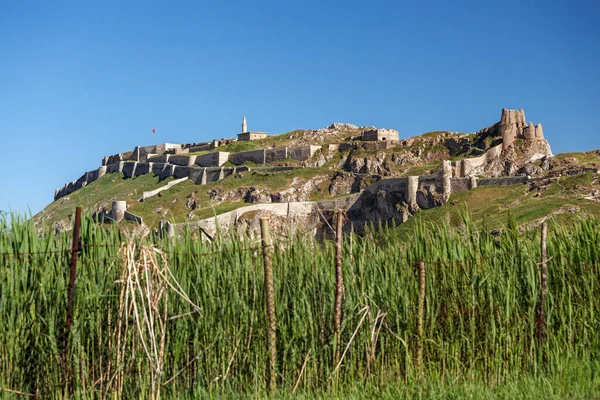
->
[1,213,599,398]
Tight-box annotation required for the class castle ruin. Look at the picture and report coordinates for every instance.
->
[53,109,553,208]
[361,128,399,142]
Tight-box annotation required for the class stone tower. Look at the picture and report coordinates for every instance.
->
[242,116,247,133]
[499,108,526,153]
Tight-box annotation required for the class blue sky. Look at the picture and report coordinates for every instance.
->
[1,0,599,215]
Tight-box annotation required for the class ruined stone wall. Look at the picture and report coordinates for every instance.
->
[450,177,471,194]
[453,144,503,177]
[478,176,527,186]
[229,149,266,165]
[195,152,230,167]
[134,162,151,177]
[265,148,288,163]
[54,165,109,200]
[169,155,197,167]
[361,128,399,141]
[328,143,357,152]
[287,145,321,161]
[147,154,170,163]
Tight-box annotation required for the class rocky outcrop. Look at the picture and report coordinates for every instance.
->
[453,108,553,178]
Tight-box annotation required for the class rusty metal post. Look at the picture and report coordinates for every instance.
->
[260,217,277,394]
[62,206,82,391]
[334,211,344,366]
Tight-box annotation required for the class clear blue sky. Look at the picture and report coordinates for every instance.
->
[1,0,599,215]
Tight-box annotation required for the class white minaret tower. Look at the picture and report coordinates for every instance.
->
[241,116,247,133]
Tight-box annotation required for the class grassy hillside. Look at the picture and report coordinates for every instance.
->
[36,167,337,229]
[36,145,600,233]
[393,172,600,240]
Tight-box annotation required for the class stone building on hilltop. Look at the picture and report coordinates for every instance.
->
[237,116,267,141]
[361,128,399,141]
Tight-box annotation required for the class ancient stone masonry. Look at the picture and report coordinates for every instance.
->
[54,143,321,201]
[163,167,525,238]
[54,109,551,205]
[479,108,552,160]
[448,108,553,179]
[361,128,399,142]
[499,109,527,153]
[238,132,267,141]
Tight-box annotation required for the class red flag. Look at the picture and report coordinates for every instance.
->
[152,128,156,134]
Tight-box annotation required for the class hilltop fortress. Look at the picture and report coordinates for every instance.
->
[54,116,402,201]
[52,109,554,233]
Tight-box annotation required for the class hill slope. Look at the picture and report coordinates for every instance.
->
[34,111,600,235]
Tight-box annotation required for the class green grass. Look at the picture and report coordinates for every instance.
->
[400,161,442,177]
[391,174,600,240]
[37,174,174,224]
[2,213,599,398]
[554,151,600,164]
[210,140,262,153]
[40,168,336,228]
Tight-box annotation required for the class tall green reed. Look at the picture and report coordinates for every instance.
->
[0,212,598,397]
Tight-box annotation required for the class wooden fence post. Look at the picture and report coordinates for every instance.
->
[260,217,277,394]
[334,211,344,366]
[416,260,426,378]
[537,221,548,348]
[62,206,82,392]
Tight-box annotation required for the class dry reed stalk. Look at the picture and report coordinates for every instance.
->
[111,243,201,399]
[260,217,277,394]
[292,350,311,394]
[417,260,426,378]
[334,211,344,366]
[367,310,386,376]
[329,305,370,379]
[538,221,548,348]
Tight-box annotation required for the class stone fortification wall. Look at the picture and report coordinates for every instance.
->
[171,166,192,179]
[328,141,397,152]
[287,145,321,161]
[188,167,246,184]
[106,162,124,174]
[195,152,230,167]
[361,141,398,151]
[229,146,321,165]
[102,153,129,166]
[165,196,360,238]
[450,177,471,194]
[479,176,527,186]
[54,165,108,200]
[169,155,197,167]
[188,143,212,152]
[452,145,503,177]
[229,149,266,165]
[142,177,188,200]
[122,161,137,178]
[124,211,143,224]
[148,154,170,163]
[361,128,399,142]
[328,143,357,152]
[140,143,181,155]
[265,148,288,163]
